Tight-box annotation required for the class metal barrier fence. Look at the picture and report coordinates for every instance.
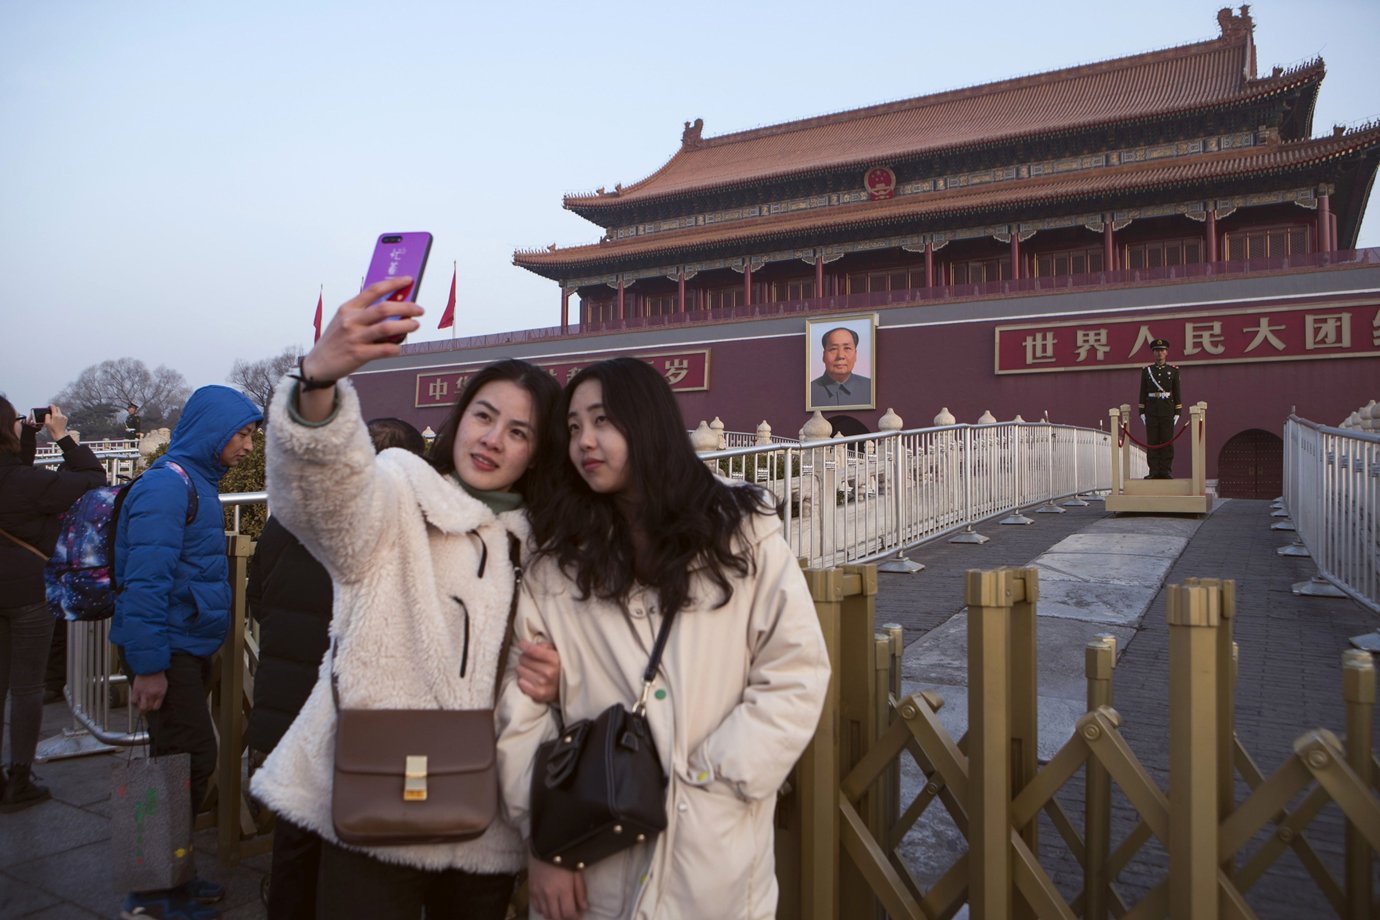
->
[702,421,1122,569]
[785,569,1380,919]
[35,445,141,483]
[1282,416,1380,613]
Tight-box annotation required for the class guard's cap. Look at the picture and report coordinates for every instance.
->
[1150,338,1170,350]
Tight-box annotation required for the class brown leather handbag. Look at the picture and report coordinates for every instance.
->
[332,707,501,846]
[330,535,520,847]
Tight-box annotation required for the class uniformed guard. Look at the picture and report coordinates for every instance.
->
[1137,337,1182,479]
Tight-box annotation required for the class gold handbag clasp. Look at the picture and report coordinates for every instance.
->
[404,755,428,801]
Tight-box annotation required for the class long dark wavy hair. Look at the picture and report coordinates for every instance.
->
[0,396,20,457]
[530,357,775,617]
[429,359,561,499]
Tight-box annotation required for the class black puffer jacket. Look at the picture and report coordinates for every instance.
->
[0,433,107,607]
[245,516,333,754]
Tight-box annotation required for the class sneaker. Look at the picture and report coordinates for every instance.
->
[176,877,227,904]
[120,890,221,920]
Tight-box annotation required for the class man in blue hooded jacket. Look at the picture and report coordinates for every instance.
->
[112,384,261,920]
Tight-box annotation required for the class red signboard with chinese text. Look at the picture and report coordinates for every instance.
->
[995,301,1380,374]
[414,350,710,408]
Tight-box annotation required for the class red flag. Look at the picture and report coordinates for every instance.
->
[312,288,323,342]
[438,264,457,330]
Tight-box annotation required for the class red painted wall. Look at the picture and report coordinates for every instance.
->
[354,292,1380,482]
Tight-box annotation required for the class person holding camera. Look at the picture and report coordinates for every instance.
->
[0,398,106,812]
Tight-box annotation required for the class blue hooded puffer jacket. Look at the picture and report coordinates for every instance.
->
[112,385,262,675]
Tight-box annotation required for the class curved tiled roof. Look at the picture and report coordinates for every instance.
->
[515,125,1380,276]
[564,32,1323,213]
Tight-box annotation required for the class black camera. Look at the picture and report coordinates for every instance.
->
[31,407,49,425]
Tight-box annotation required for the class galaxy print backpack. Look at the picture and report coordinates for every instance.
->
[45,461,197,621]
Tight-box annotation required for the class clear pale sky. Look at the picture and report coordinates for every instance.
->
[4,0,1377,408]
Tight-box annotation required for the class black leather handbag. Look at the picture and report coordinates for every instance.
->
[529,608,675,868]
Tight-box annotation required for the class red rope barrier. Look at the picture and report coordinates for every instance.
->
[1119,420,1191,450]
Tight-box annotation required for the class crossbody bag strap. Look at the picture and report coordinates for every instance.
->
[632,603,678,715]
[0,526,48,561]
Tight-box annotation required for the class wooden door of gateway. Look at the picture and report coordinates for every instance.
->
[1216,429,1283,498]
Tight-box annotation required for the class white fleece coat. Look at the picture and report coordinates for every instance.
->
[251,378,526,873]
[496,501,830,919]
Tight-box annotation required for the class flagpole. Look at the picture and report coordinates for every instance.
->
[451,260,457,340]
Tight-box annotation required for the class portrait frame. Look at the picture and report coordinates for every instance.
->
[805,313,877,411]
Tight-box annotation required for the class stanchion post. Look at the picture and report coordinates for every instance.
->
[966,568,1017,918]
[1214,580,1237,878]
[1191,403,1207,495]
[870,629,892,881]
[1167,582,1221,920]
[791,568,845,920]
[1083,634,1117,920]
[838,563,881,918]
[1009,567,1040,920]
[1108,407,1123,497]
[216,533,256,864]
[1118,404,1134,485]
[884,623,904,840]
[1341,649,1375,920]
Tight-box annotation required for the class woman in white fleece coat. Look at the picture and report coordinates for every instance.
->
[251,279,563,920]
[497,358,830,920]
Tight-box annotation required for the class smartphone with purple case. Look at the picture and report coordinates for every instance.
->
[363,232,432,342]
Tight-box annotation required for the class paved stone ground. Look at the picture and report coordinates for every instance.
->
[874,501,1116,636]
[874,497,1380,919]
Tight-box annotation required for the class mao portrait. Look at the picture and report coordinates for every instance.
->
[805,314,876,411]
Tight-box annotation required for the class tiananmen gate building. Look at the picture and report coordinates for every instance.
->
[352,7,1380,498]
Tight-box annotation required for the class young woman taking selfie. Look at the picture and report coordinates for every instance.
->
[251,277,562,920]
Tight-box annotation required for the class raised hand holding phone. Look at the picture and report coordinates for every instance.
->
[42,405,68,442]
[296,277,423,422]
[296,232,432,421]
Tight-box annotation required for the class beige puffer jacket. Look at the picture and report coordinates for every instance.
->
[497,498,830,919]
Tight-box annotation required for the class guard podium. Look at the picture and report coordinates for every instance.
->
[1105,401,1214,514]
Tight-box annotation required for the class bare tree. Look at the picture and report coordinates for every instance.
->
[228,347,302,411]
[52,358,191,437]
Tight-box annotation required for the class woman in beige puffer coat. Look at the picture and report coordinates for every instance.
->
[498,357,830,920]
